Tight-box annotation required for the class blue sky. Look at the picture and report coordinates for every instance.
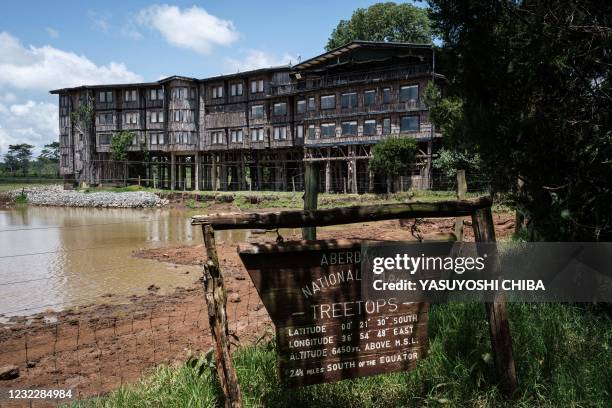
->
[0,1,421,153]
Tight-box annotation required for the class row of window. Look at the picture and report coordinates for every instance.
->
[96,110,195,125]
[298,85,419,113]
[208,115,417,144]
[96,114,419,148]
[96,87,195,103]
[93,83,419,108]
[212,79,265,99]
[98,132,195,146]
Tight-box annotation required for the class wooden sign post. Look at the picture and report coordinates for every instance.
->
[239,240,429,386]
[192,198,518,403]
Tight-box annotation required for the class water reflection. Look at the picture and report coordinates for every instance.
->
[0,207,202,318]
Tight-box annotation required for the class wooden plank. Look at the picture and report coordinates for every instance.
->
[302,162,318,240]
[454,170,467,241]
[192,197,493,228]
[238,239,431,387]
[201,225,244,407]
[471,207,518,397]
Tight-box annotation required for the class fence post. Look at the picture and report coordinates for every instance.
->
[454,170,467,240]
[201,224,244,407]
[302,163,318,240]
[472,207,518,397]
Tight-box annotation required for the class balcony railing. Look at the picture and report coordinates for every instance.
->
[270,64,432,95]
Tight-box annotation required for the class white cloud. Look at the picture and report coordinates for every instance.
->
[0,100,58,154]
[136,5,238,54]
[0,32,142,91]
[224,49,298,73]
[0,92,16,103]
[46,27,59,39]
[88,11,110,33]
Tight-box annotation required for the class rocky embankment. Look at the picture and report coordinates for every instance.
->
[3,185,168,208]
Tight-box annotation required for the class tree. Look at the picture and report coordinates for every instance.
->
[110,131,134,162]
[326,2,433,51]
[427,0,612,241]
[369,137,417,193]
[40,142,60,163]
[5,144,34,176]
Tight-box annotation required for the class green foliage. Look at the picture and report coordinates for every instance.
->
[427,0,612,240]
[423,82,465,145]
[71,303,611,407]
[369,137,417,177]
[110,131,135,161]
[433,148,482,178]
[4,144,34,176]
[326,2,433,51]
[15,190,28,204]
[39,142,60,163]
[69,98,95,133]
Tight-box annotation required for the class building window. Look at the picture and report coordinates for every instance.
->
[97,113,113,125]
[307,124,316,139]
[273,126,287,140]
[383,118,391,134]
[230,83,243,96]
[212,85,223,99]
[341,92,357,108]
[230,129,243,143]
[124,89,138,102]
[190,87,196,99]
[251,79,264,93]
[99,133,111,145]
[173,110,181,122]
[364,90,376,106]
[296,100,306,114]
[150,111,164,123]
[321,123,336,138]
[383,88,391,104]
[251,105,264,119]
[251,128,264,141]
[171,87,189,100]
[400,116,419,132]
[61,154,68,167]
[308,97,316,110]
[321,95,336,110]
[98,91,113,103]
[211,131,224,144]
[399,85,419,102]
[341,121,357,136]
[273,102,287,116]
[150,132,164,145]
[123,112,138,124]
[363,119,377,136]
[150,88,164,100]
[175,132,192,144]
[296,125,304,139]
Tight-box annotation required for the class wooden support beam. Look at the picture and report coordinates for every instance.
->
[454,170,467,241]
[302,162,319,240]
[471,207,518,397]
[192,197,492,229]
[201,225,244,407]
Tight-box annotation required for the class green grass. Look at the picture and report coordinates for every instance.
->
[69,303,611,407]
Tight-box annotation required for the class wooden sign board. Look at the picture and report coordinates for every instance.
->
[238,239,429,387]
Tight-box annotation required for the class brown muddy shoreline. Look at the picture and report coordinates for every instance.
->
[0,213,514,405]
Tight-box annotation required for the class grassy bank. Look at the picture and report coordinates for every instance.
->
[69,303,611,407]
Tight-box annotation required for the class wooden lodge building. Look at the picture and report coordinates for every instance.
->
[51,41,442,193]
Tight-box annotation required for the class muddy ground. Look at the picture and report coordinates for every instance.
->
[0,212,514,406]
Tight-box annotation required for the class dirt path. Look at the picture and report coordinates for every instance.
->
[0,213,515,406]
